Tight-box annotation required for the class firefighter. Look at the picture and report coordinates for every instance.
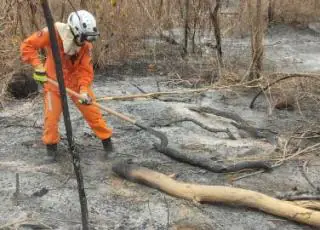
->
[21,10,113,161]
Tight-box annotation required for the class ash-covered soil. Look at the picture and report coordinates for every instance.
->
[0,24,319,229]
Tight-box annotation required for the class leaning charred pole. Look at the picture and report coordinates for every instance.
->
[40,1,89,229]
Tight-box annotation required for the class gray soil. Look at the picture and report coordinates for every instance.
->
[0,24,320,230]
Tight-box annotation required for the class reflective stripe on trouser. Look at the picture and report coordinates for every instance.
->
[42,88,112,145]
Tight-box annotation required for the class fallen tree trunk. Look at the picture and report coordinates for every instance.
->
[112,162,320,227]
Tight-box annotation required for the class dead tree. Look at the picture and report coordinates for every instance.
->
[80,0,87,9]
[178,0,184,18]
[60,0,66,22]
[157,0,164,19]
[183,0,190,55]
[191,0,201,53]
[208,0,223,79]
[27,0,40,30]
[267,0,275,23]
[243,0,265,81]
[16,1,26,38]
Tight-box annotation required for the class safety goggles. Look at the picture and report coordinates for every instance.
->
[81,31,100,42]
[73,31,100,46]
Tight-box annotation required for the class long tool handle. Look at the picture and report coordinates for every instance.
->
[46,78,137,124]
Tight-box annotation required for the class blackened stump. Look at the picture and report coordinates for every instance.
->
[7,73,38,99]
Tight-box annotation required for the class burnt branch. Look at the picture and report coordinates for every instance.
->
[277,192,320,201]
[155,118,236,140]
[189,106,277,144]
[230,121,277,144]
[249,73,320,109]
[189,106,247,125]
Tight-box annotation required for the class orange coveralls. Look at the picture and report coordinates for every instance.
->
[20,28,112,145]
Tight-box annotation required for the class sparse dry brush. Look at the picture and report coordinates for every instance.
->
[0,0,320,105]
[1,1,320,228]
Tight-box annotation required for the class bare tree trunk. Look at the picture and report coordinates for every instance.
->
[239,0,247,38]
[192,17,197,53]
[60,0,66,22]
[80,0,87,9]
[253,0,264,78]
[16,1,26,38]
[157,0,164,19]
[178,0,184,18]
[183,0,190,55]
[191,0,201,54]
[268,0,275,24]
[225,0,230,8]
[27,0,40,30]
[208,0,223,80]
[165,0,171,18]
[244,0,265,81]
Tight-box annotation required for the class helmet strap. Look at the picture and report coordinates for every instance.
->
[69,26,85,46]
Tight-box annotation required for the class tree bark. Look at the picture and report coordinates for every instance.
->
[245,0,264,81]
[60,0,66,22]
[183,0,190,55]
[27,0,40,30]
[268,0,275,23]
[80,0,88,9]
[112,162,320,227]
[157,0,164,20]
[208,0,223,78]
[16,1,26,38]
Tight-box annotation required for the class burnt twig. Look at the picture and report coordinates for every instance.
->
[131,83,148,94]
[277,193,320,201]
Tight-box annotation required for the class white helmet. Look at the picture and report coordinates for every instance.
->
[67,10,99,45]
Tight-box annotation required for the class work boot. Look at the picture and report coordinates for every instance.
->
[102,138,113,154]
[45,144,57,163]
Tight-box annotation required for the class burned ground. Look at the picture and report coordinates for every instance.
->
[0,24,320,229]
